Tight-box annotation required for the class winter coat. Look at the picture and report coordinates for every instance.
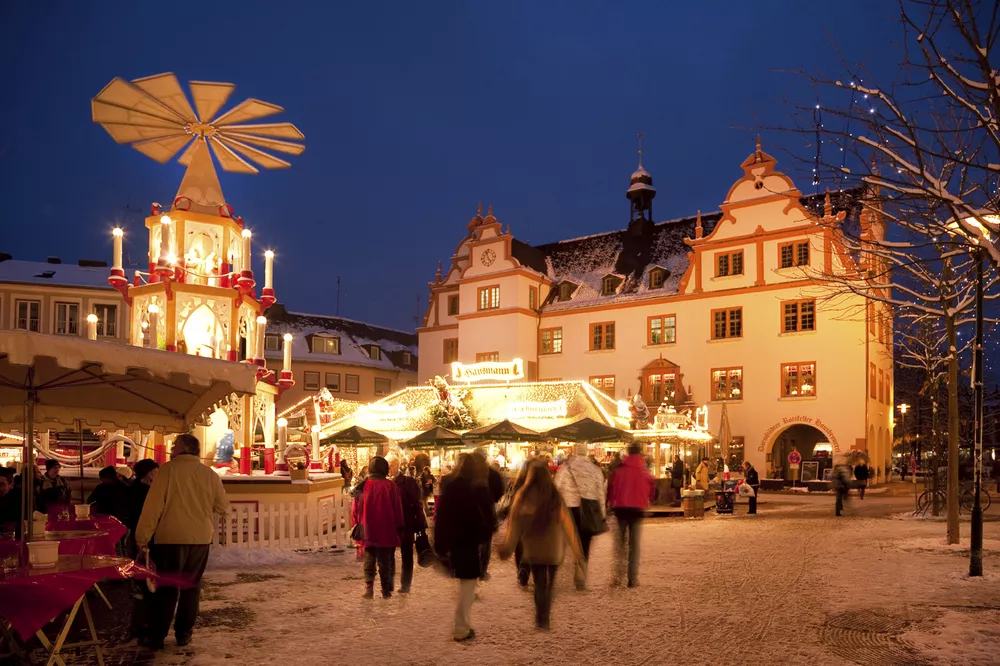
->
[394,473,427,540]
[352,475,403,548]
[744,466,760,490]
[87,481,127,519]
[854,464,870,481]
[671,460,685,481]
[434,476,496,579]
[35,474,71,513]
[488,467,506,503]
[554,456,606,514]
[695,462,710,491]
[607,454,653,511]
[501,493,582,566]
[419,472,435,500]
[135,454,229,546]
[0,491,22,535]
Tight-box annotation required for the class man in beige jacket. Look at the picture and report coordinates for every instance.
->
[136,433,228,650]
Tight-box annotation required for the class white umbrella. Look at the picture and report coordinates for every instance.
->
[718,402,732,462]
[0,330,258,540]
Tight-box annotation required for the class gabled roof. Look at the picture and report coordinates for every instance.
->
[0,259,115,290]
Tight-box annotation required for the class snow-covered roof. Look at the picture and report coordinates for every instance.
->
[262,304,417,372]
[0,259,115,290]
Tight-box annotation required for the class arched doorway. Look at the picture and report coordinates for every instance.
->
[770,424,835,480]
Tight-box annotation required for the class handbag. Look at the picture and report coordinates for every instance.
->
[415,530,436,568]
[350,521,364,542]
[568,463,607,535]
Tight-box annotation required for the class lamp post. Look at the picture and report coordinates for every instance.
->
[898,403,911,503]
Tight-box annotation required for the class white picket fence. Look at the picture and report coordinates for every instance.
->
[211,494,352,550]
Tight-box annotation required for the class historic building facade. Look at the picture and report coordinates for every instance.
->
[418,142,895,480]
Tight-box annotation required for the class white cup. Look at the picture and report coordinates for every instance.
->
[73,504,91,520]
[27,541,60,568]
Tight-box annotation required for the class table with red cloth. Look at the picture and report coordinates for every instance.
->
[45,515,127,556]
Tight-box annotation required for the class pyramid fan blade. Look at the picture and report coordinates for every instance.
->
[210,98,283,126]
[221,131,305,156]
[188,81,235,124]
[132,133,193,163]
[208,137,258,173]
[92,101,181,134]
[177,138,201,166]
[217,136,291,169]
[99,123,190,145]
[132,73,197,123]
[92,77,186,124]
[220,122,304,140]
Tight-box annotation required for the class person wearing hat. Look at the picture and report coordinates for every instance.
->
[35,459,71,514]
[351,456,404,599]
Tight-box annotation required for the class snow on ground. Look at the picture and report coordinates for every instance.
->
[115,495,1000,666]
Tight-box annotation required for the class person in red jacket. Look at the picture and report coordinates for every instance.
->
[606,444,653,588]
[352,457,404,599]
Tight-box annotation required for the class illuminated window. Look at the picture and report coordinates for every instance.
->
[443,338,458,363]
[93,304,117,337]
[447,295,459,316]
[476,352,500,363]
[716,250,744,277]
[325,373,340,391]
[345,374,360,394]
[375,378,391,396]
[648,315,676,345]
[590,322,615,350]
[711,308,742,339]
[540,328,563,355]
[870,362,877,399]
[311,336,340,354]
[648,372,676,404]
[782,300,815,333]
[782,362,817,397]
[780,241,810,268]
[303,371,320,391]
[529,287,538,310]
[402,351,412,365]
[54,302,79,336]
[478,286,500,310]
[712,367,743,401]
[589,375,615,397]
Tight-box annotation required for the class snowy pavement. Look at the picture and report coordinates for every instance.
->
[50,495,1000,665]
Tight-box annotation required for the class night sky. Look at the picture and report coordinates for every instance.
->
[0,2,924,330]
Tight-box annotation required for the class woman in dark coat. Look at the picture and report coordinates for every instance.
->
[854,461,870,499]
[390,458,426,593]
[742,461,760,514]
[122,459,159,640]
[434,453,496,642]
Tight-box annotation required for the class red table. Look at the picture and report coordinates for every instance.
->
[45,515,127,556]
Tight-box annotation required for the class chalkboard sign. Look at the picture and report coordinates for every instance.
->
[801,461,820,482]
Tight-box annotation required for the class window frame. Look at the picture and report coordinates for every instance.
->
[264,334,281,351]
[311,336,341,355]
[780,299,816,334]
[92,303,118,338]
[558,283,573,302]
[303,371,321,391]
[477,285,500,311]
[781,361,817,398]
[475,351,500,363]
[589,321,616,351]
[870,362,877,399]
[539,327,563,355]
[345,374,360,394]
[710,307,743,340]
[14,299,40,332]
[369,344,381,361]
[447,294,459,316]
[443,338,459,363]
[588,375,616,397]
[402,351,412,365]
[374,377,391,397]
[711,366,744,401]
[649,268,666,290]
[779,241,810,268]
[325,372,341,392]
[714,250,744,277]
[54,301,80,336]
[601,275,619,296]
[647,314,677,346]
[528,286,538,311]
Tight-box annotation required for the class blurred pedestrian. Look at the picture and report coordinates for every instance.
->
[87,465,128,520]
[434,453,496,642]
[606,444,653,588]
[694,457,711,491]
[339,458,353,493]
[742,461,760,515]
[352,456,404,599]
[833,464,852,517]
[554,442,606,590]
[499,460,582,631]
[854,460,869,500]
[419,466,435,516]
[670,454,684,506]
[389,456,425,594]
[123,459,159,641]
[479,450,505,581]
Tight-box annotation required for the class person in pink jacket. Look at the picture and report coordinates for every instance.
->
[606,444,653,588]
[351,457,404,599]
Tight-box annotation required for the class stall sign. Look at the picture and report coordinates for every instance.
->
[451,358,524,383]
[508,399,567,420]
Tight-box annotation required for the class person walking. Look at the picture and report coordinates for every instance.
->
[352,457,404,599]
[122,459,159,640]
[434,453,496,642]
[502,463,532,586]
[418,466,435,516]
[670,454,684,506]
[854,460,870,500]
[742,461,760,515]
[389,456,425,594]
[694,457,711,492]
[479,451,505,581]
[606,444,653,588]
[339,458,353,493]
[833,464,852,517]
[135,434,228,650]
[35,460,71,514]
[499,460,583,631]
[554,442,606,590]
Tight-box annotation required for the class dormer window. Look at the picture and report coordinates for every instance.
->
[311,336,340,354]
[402,351,412,365]
[649,268,667,290]
[264,334,281,351]
[601,275,622,296]
[369,344,382,361]
[557,282,576,302]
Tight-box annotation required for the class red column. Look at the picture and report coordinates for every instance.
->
[153,443,167,465]
[239,449,251,475]
[263,448,275,475]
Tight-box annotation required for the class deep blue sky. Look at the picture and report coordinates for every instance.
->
[2,1,902,330]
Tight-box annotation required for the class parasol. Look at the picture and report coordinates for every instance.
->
[462,419,545,443]
[401,426,464,450]
[320,425,389,446]
[545,417,634,443]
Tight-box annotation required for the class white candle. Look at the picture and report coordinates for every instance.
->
[159,216,171,262]
[255,316,267,360]
[264,250,274,289]
[311,425,320,463]
[86,313,98,340]
[148,303,159,349]
[242,229,252,272]
[112,228,123,270]
[282,333,293,372]
[277,418,288,449]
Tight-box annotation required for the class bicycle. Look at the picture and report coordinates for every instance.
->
[914,486,992,515]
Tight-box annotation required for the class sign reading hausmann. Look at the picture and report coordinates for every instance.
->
[451,358,525,383]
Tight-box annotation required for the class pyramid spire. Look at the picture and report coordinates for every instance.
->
[173,139,227,214]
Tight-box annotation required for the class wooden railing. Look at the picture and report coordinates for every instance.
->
[212,494,352,550]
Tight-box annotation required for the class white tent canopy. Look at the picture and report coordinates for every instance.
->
[0,330,258,433]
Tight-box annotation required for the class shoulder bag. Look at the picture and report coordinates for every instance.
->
[568,462,607,535]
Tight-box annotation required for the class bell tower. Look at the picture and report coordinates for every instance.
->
[627,132,656,223]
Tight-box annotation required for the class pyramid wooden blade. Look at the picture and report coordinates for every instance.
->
[92,76,186,124]
[177,138,201,166]
[97,122,186,145]
[131,73,197,122]
[92,100,181,133]
[221,122,304,140]
[188,80,235,124]
[222,131,305,156]
[174,139,227,210]
[210,98,283,126]
[208,136,258,173]
[131,133,194,164]
[216,136,292,169]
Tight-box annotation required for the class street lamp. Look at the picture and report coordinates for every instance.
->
[898,403,912,500]
[947,213,995,577]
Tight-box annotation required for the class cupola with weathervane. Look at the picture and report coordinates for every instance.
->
[627,132,656,224]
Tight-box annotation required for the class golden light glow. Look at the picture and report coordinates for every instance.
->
[277,418,288,428]
[160,215,172,226]
[256,315,267,325]
[86,314,98,323]
[311,425,320,433]
[148,303,159,314]
[265,250,274,259]
[283,333,293,342]
[242,229,252,239]
[112,228,123,237]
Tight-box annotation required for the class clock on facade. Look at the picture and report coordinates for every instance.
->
[481,249,497,266]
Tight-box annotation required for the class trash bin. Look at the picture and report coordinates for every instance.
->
[681,490,705,519]
[715,490,735,514]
